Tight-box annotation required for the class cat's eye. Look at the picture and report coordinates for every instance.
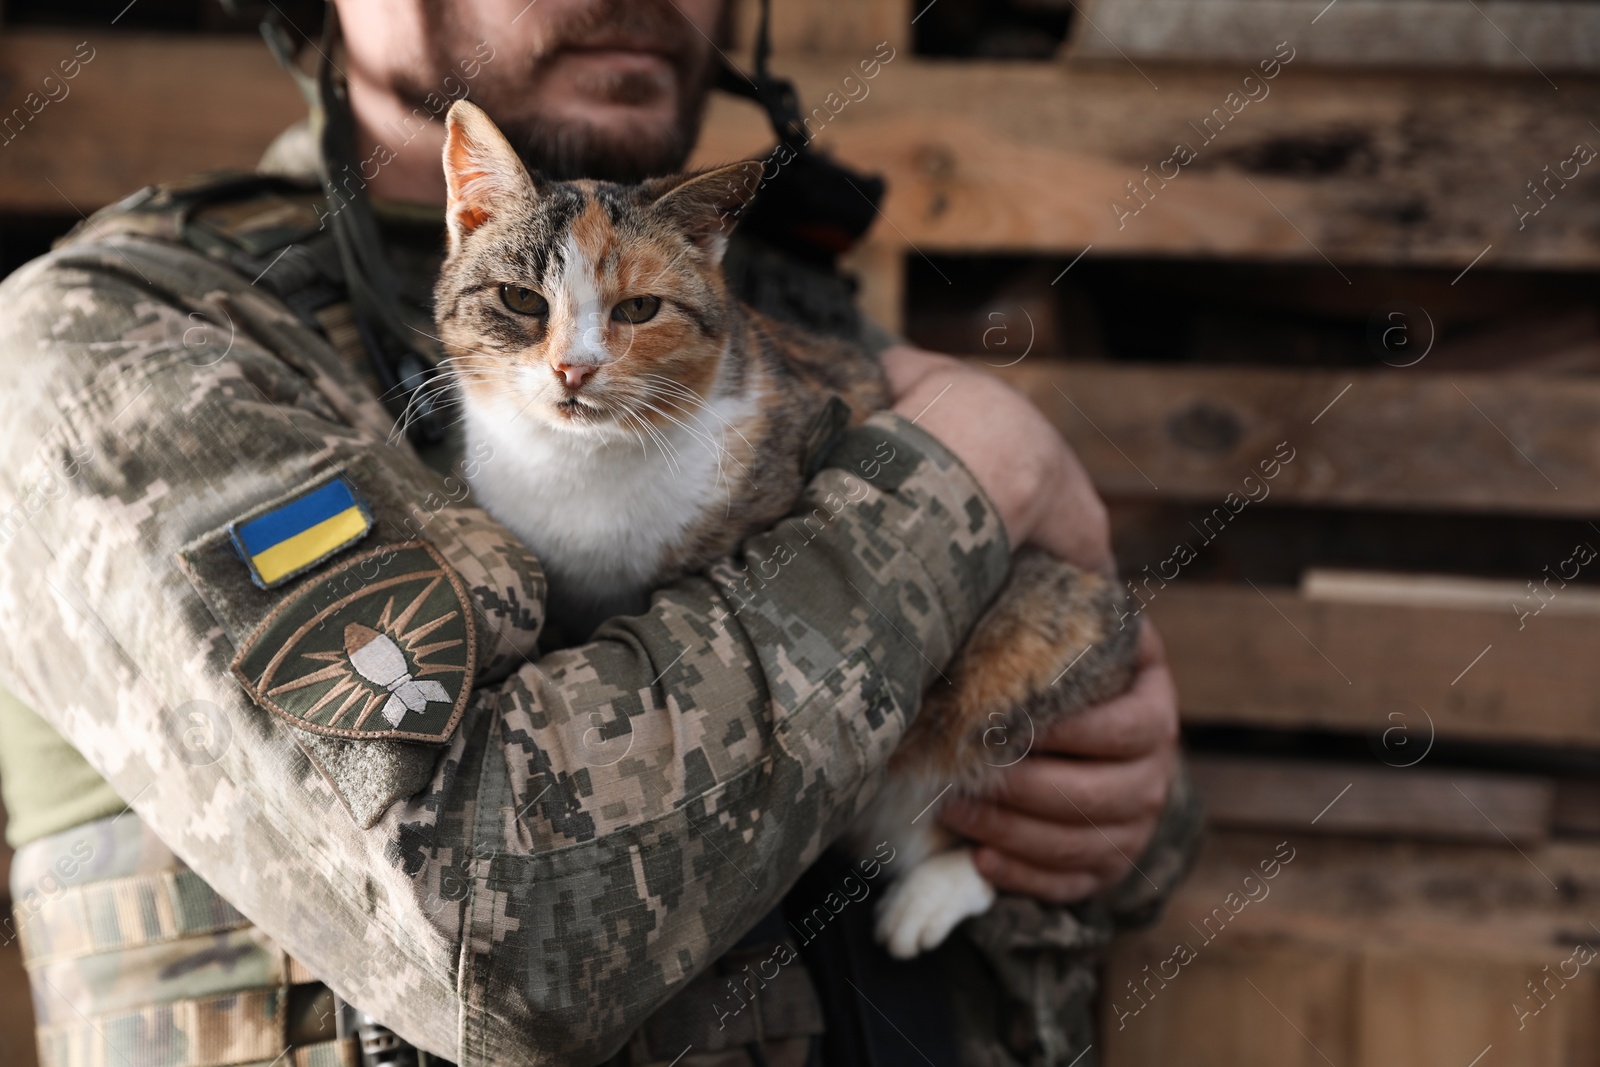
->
[499,284,548,316]
[612,296,661,324]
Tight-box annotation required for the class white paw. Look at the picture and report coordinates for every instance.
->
[874,847,996,959]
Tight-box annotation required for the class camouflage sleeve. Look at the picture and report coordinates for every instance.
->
[0,236,1010,1064]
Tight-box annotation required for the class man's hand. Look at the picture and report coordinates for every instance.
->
[940,622,1180,904]
[882,345,1180,906]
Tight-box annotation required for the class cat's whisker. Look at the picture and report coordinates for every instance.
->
[407,325,516,368]
[636,373,714,413]
[639,417,688,476]
[640,392,759,490]
[632,400,751,499]
[390,375,471,445]
[633,415,684,475]
[625,379,732,449]
[638,373,761,458]
[627,395,725,459]
[607,398,685,475]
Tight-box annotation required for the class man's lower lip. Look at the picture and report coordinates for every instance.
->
[559,48,673,65]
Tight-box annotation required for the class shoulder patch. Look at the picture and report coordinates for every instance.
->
[231,541,478,743]
[229,474,373,589]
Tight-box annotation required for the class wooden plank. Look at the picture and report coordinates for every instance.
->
[1190,755,1555,843]
[729,0,909,55]
[1149,582,1600,747]
[694,56,1600,269]
[981,362,1594,517]
[0,32,303,214]
[1555,780,1600,839]
[1,31,1596,270]
[0,933,37,1067]
[1072,0,1600,73]
[1103,940,1357,1067]
[1304,569,1600,617]
[1357,951,1599,1067]
[1107,936,1600,1067]
[1132,829,1600,960]
[1104,830,1600,1067]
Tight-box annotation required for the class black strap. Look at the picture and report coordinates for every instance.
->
[261,7,448,447]
[714,0,888,263]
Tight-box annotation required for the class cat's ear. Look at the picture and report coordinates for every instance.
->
[644,160,766,262]
[441,100,536,251]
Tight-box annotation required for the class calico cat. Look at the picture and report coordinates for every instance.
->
[432,100,1136,958]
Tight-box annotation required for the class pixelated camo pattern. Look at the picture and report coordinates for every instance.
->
[0,224,1028,1065]
[11,813,359,1067]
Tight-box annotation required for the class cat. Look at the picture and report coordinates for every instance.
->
[432,99,1137,958]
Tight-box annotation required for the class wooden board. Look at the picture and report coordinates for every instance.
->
[1103,829,1600,1067]
[1104,939,1358,1067]
[0,933,37,1067]
[1149,581,1600,747]
[1107,936,1600,1067]
[4,32,1600,270]
[1148,830,1600,957]
[1072,0,1600,73]
[1189,755,1555,843]
[1356,951,1599,1067]
[1304,569,1600,617]
[0,33,304,215]
[693,57,1600,270]
[981,362,1597,517]
[729,0,910,55]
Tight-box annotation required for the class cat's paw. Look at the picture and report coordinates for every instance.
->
[874,847,996,959]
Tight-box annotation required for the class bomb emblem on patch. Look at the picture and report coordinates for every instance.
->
[342,622,454,727]
[231,541,478,743]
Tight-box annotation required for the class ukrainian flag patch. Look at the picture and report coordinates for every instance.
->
[229,475,373,589]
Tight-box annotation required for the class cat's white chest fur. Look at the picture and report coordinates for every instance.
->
[463,392,754,632]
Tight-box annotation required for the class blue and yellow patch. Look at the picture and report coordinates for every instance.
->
[229,476,373,589]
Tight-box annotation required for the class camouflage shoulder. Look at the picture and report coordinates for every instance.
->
[54,170,325,253]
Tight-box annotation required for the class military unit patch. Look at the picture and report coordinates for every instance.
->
[228,475,373,590]
[231,541,477,742]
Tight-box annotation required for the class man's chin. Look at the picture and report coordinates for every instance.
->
[484,72,704,182]
[498,109,687,180]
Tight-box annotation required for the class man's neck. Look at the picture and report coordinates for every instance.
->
[347,74,450,207]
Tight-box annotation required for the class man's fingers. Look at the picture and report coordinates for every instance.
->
[970,848,1105,905]
[941,797,1154,873]
[957,751,1172,825]
[1035,623,1178,760]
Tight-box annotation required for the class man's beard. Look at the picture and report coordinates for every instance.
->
[491,73,709,184]
[398,0,717,183]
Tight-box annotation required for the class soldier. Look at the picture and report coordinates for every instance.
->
[0,1,1200,1065]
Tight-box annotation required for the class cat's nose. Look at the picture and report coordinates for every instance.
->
[553,363,595,390]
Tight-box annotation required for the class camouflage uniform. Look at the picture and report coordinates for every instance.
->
[0,122,1201,1067]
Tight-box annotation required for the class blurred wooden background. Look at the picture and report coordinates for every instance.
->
[5,0,1600,1064]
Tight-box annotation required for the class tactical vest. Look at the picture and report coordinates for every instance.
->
[11,167,954,1067]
